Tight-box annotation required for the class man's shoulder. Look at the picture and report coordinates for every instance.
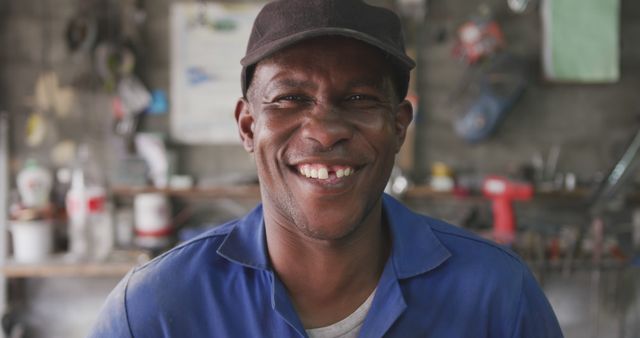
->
[93,218,263,336]
[428,216,521,261]
[129,220,239,284]
[385,195,526,274]
[391,209,562,337]
[413,213,527,275]
[406,213,530,301]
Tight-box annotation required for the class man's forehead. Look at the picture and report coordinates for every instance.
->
[257,76,391,95]
[250,38,393,91]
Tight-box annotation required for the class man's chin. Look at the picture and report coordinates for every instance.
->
[297,223,360,242]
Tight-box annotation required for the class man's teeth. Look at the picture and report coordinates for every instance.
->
[338,168,352,177]
[297,165,354,180]
[318,168,329,179]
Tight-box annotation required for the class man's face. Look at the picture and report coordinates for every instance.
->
[236,37,412,241]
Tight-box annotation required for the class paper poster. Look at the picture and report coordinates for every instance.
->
[542,0,620,82]
[170,3,263,144]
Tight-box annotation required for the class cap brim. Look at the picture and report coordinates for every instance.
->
[240,27,416,70]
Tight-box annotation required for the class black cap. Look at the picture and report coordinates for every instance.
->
[241,0,415,98]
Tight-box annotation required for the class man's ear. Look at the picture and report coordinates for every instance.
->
[394,100,414,153]
[235,98,255,152]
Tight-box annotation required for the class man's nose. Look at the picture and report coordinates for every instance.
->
[300,104,353,150]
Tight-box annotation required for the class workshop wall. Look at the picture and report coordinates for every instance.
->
[3,0,640,190]
[0,0,115,179]
[0,0,258,185]
[414,0,640,184]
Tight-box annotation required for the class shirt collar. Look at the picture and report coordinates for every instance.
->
[217,204,271,270]
[382,194,451,279]
[217,194,451,278]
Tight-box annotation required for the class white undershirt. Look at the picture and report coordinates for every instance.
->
[305,289,377,338]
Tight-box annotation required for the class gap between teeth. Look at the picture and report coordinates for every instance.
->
[298,166,353,180]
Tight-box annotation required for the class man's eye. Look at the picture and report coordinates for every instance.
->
[278,95,305,102]
[347,94,375,101]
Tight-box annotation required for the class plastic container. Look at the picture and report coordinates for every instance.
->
[134,193,172,250]
[65,144,113,260]
[114,208,134,248]
[17,159,52,208]
[430,162,455,192]
[9,220,53,262]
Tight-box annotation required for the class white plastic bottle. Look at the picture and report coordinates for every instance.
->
[65,144,113,260]
[17,159,52,209]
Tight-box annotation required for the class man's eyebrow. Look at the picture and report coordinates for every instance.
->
[346,78,388,91]
[267,78,317,91]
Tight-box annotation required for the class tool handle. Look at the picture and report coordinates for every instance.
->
[493,198,515,244]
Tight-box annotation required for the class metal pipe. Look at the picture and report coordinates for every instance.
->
[591,128,640,214]
[0,112,9,336]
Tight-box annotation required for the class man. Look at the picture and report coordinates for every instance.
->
[90,0,563,337]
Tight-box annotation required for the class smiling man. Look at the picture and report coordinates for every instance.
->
[89,1,563,337]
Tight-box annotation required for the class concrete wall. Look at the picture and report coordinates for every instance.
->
[7,0,637,183]
[414,0,640,183]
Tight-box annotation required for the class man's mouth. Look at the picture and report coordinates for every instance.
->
[294,164,357,180]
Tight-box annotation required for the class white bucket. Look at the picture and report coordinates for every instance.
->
[9,220,53,263]
[134,193,171,236]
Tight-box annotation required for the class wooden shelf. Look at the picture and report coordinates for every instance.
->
[404,186,592,202]
[111,185,261,199]
[404,186,463,199]
[535,188,592,200]
[526,258,630,271]
[1,250,150,278]
[112,184,592,202]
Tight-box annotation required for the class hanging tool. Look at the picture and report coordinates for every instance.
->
[452,53,528,143]
[482,175,534,244]
[591,127,640,214]
[452,6,504,64]
[508,0,532,13]
[586,119,640,337]
[65,0,98,53]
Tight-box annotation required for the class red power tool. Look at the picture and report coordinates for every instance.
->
[482,176,533,244]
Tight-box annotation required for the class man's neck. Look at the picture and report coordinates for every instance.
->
[264,206,390,329]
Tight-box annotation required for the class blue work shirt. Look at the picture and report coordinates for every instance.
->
[89,194,563,337]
